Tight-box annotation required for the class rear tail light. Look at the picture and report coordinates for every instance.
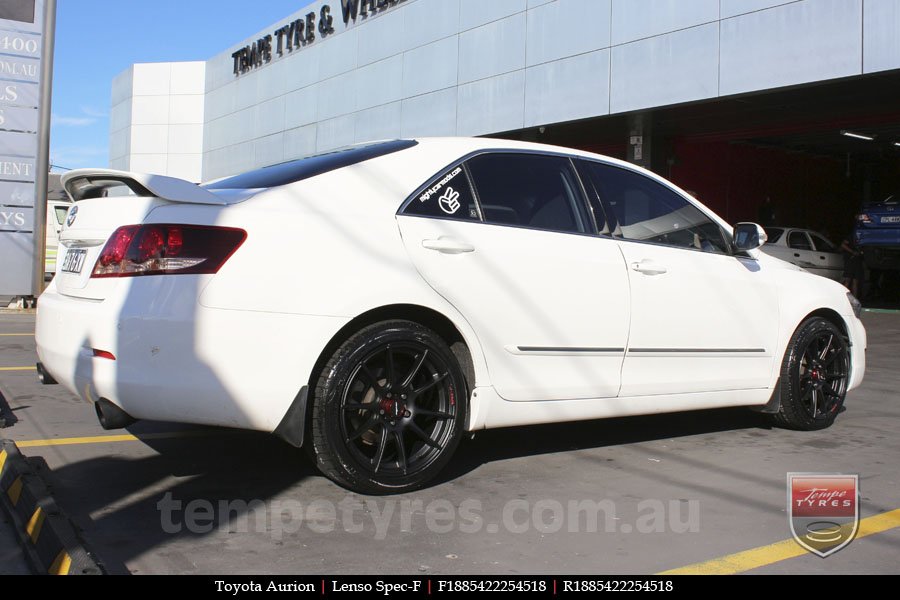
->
[856,213,872,224]
[92,224,246,278]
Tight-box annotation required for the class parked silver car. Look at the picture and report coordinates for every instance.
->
[762,227,843,281]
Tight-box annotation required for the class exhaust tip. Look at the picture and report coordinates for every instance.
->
[36,362,58,385]
[94,398,136,430]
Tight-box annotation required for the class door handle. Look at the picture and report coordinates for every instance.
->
[631,260,667,275]
[422,238,475,254]
[794,253,801,257]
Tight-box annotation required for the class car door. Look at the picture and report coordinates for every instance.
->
[787,230,820,272]
[577,160,780,397]
[808,232,843,281]
[397,152,631,401]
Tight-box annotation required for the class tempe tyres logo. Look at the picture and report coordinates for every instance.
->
[788,473,859,557]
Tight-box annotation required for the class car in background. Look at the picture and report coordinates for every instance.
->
[762,227,843,281]
[45,198,73,278]
[854,193,900,270]
[35,138,866,494]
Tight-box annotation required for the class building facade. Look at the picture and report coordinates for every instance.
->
[109,0,900,233]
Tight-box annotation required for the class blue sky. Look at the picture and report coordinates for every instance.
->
[50,0,312,171]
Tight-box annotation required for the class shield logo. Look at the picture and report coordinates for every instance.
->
[788,473,859,557]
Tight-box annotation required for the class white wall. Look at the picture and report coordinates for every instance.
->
[109,61,206,181]
[113,0,900,181]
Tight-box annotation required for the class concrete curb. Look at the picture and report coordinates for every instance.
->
[0,440,103,575]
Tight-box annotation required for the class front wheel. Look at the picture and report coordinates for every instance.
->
[309,320,467,494]
[772,317,850,430]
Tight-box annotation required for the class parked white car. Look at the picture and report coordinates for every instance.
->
[45,198,73,277]
[761,227,843,281]
[35,138,866,494]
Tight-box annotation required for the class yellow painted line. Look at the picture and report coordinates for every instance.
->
[17,429,224,449]
[0,333,33,336]
[18,433,140,448]
[48,550,72,575]
[25,506,45,543]
[0,366,36,371]
[659,508,900,574]
[0,449,6,475]
[7,476,23,506]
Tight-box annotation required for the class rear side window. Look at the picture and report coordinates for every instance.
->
[466,153,589,234]
[788,231,813,250]
[764,227,784,244]
[54,206,69,225]
[810,233,836,252]
[581,161,730,254]
[404,164,480,221]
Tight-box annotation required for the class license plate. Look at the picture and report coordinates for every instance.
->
[60,249,87,274]
[881,216,900,224]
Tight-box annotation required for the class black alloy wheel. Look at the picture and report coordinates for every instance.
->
[310,320,467,494]
[773,317,850,430]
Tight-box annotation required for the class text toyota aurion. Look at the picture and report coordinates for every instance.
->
[36,138,866,494]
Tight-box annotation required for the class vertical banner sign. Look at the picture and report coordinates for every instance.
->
[0,0,49,295]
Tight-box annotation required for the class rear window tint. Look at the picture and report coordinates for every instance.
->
[203,140,417,190]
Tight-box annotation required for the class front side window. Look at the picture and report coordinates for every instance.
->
[581,161,729,254]
[465,153,589,234]
[403,164,480,221]
[788,231,813,250]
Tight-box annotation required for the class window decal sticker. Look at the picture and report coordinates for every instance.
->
[439,187,461,214]
[419,166,462,204]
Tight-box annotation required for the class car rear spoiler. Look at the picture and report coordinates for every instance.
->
[61,169,227,205]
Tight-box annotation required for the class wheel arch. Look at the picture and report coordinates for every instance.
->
[761,307,851,413]
[802,308,849,338]
[305,303,485,426]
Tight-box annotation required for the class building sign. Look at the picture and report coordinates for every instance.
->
[0,0,45,295]
[232,0,407,76]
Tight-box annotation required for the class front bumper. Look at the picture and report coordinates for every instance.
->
[846,313,867,392]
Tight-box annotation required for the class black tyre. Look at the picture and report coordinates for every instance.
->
[309,320,467,494]
[772,317,850,430]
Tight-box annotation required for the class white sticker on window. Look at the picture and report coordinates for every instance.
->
[419,166,462,204]
[439,187,461,214]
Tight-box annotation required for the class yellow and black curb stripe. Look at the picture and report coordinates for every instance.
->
[0,440,103,575]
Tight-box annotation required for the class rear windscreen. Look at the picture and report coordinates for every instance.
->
[203,140,418,190]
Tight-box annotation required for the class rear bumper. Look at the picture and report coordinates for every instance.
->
[35,277,349,433]
[856,228,900,269]
[860,246,900,270]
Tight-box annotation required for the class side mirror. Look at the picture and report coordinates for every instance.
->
[733,222,768,252]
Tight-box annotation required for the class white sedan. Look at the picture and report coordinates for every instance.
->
[36,138,866,494]
[761,227,844,281]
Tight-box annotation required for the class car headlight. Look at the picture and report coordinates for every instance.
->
[847,292,862,318]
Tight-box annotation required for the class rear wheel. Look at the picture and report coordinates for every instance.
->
[309,320,467,494]
[772,317,850,430]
